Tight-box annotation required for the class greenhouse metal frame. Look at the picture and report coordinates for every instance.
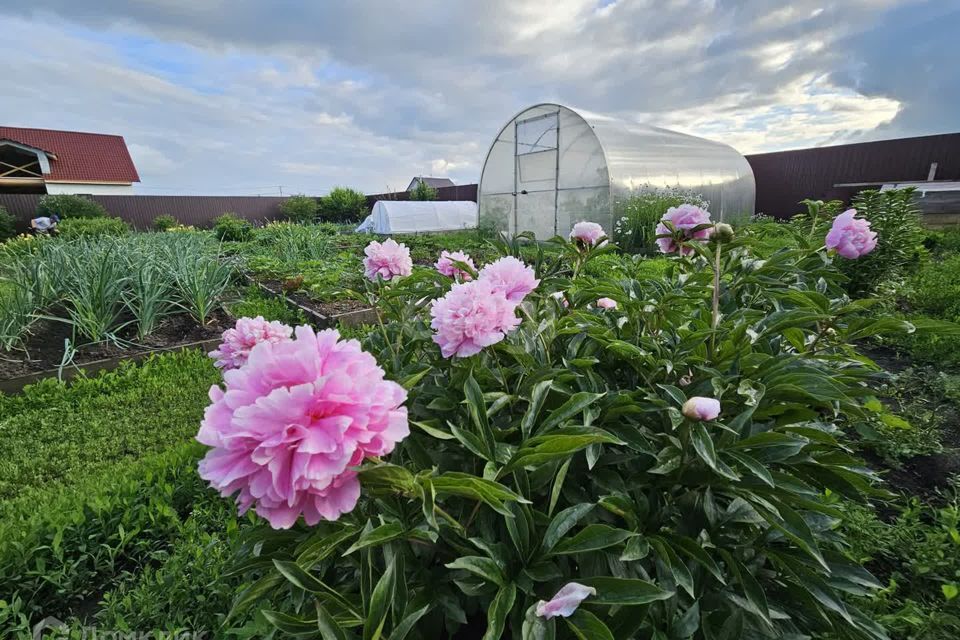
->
[478,103,756,239]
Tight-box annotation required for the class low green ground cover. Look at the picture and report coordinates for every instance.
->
[0,350,275,638]
[0,350,218,505]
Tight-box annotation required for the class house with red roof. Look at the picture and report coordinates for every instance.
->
[0,126,140,194]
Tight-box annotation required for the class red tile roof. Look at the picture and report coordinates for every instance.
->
[0,126,140,184]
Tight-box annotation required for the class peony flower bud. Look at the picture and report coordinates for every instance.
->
[682,396,721,421]
[713,222,735,243]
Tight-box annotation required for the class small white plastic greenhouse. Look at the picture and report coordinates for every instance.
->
[355,200,478,234]
[479,103,755,239]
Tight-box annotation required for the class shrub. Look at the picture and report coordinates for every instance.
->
[839,189,925,296]
[212,212,253,241]
[280,194,320,224]
[0,205,15,242]
[57,216,129,239]
[613,186,710,254]
[36,193,108,219]
[410,179,439,201]
[319,186,368,223]
[153,214,179,231]
[212,231,896,639]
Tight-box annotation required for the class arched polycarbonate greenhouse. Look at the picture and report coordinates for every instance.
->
[478,103,756,239]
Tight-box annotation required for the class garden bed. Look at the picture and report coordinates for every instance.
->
[0,307,232,384]
[254,278,377,327]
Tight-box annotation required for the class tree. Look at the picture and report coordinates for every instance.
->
[410,178,439,201]
[279,194,319,224]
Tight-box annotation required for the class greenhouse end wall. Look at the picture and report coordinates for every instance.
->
[479,103,755,240]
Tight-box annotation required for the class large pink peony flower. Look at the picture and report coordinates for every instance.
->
[826,209,877,259]
[596,297,618,309]
[536,582,597,619]
[363,238,413,281]
[430,279,521,358]
[197,326,409,529]
[435,250,475,280]
[208,316,293,371]
[682,396,721,421]
[656,204,714,255]
[477,256,540,303]
[569,221,606,246]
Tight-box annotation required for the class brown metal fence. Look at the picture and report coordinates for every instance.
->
[365,183,478,207]
[746,133,960,219]
[0,194,288,231]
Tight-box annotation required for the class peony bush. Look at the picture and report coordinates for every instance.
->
[201,211,901,639]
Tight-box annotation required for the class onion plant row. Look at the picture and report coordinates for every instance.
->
[0,233,236,350]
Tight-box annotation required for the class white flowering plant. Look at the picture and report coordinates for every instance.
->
[208,215,907,639]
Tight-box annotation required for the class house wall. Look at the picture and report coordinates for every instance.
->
[44,182,135,195]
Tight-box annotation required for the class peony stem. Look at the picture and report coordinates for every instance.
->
[711,243,721,356]
[434,504,466,532]
[712,244,721,330]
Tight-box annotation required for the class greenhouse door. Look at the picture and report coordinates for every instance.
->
[514,111,559,239]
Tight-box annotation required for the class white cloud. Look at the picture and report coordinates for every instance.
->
[127,143,176,174]
[0,0,953,196]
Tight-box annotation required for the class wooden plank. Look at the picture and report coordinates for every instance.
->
[0,337,223,395]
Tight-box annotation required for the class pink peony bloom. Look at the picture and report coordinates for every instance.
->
[596,297,618,309]
[477,256,540,303]
[435,250,475,280]
[682,396,721,421]
[197,326,409,529]
[570,221,606,246]
[208,316,293,371]
[535,582,597,619]
[430,279,521,358]
[363,238,413,281]
[825,209,877,259]
[656,204,714,255]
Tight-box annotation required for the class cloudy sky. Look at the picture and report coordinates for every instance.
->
[1,1,957,195]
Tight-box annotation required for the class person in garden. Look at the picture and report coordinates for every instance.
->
[30,213,59,235]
